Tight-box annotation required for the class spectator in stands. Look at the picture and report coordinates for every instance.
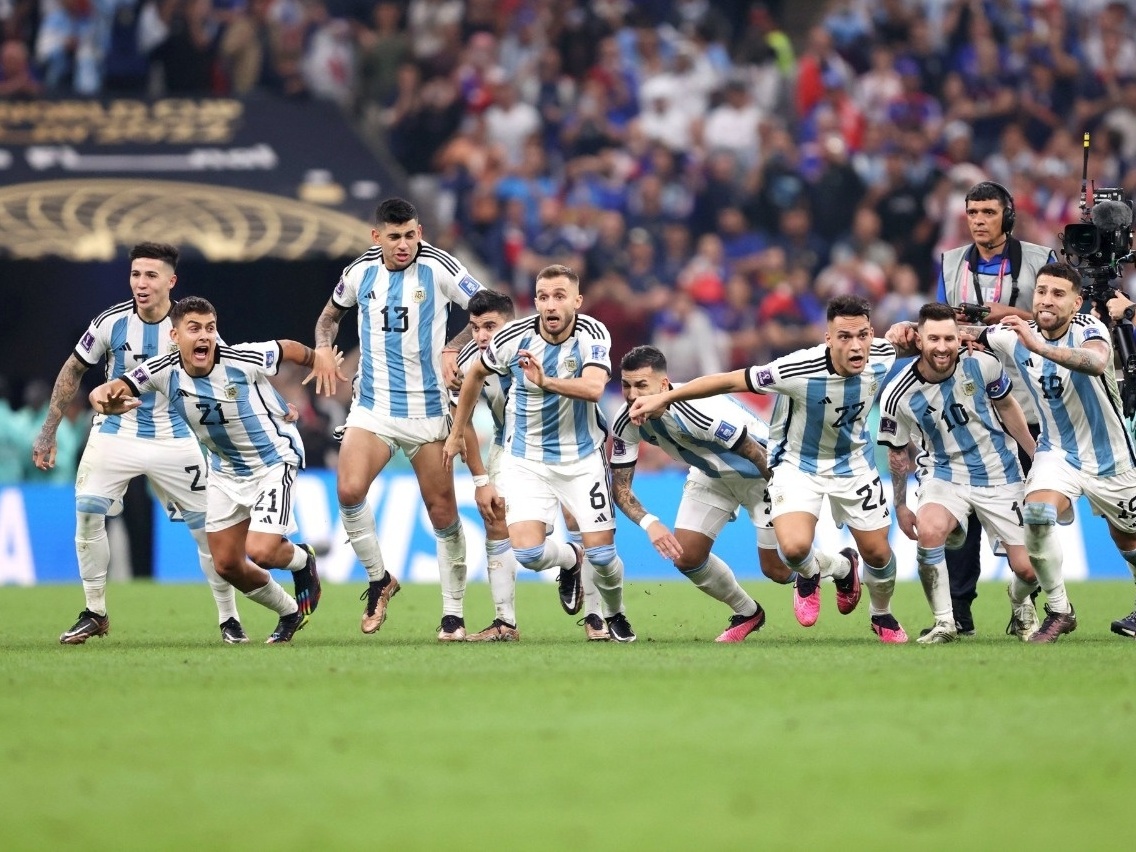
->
[651,289,724,383]
[0,36,41,97]
[36,0,111,94]
[355,0,411,113]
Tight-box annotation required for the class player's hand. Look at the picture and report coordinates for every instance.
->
[644,519,683,560]
[516,349,546,388]
[442,431,464,470]
[628,393,667,425]
[284,403,300,423]
[474,482,505,523]
[32,431,57,471]
[1107,292,1134,322]
[896,504,917,541]
[884,321,918,352]
[303,345,348,396]
[980,302,1017,323]
[442,349,462,391]
[92,384,141,415]
[998,314,1040,352]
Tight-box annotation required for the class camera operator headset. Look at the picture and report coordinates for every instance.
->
[934,181,1055,635]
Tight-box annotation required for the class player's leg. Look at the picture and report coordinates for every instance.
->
[338,423,400,633]
[971,486,1040,640]
[910,499,961,643]
[562,507,605,637]
[60,433,135,644]
[1107,519,1136,638]
[145,439,244,638]
[943,513,982,635]
[410,439,468,640]
[1021,484,1077,643]
[468,504,520,641]
[1084,469,1136,638]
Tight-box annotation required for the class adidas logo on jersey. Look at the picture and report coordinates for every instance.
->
[594,514,607,523]
[1021,358,1035,368]
[818,396,832,405]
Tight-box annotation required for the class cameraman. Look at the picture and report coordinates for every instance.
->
[935,181,1056,635]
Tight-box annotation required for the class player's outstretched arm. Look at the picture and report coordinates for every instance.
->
[888,445,917,541]
[992,393,1037,459]
[1001,315,1110,375]
[611,466,682,560]
[518,354,608,402]
[442,327,475,392]
[309,299,349,395]
[32,354,88,471]
[733,435,772,481]
[89,379,140,415]
[443,357,491,470]
[628,369,748,424]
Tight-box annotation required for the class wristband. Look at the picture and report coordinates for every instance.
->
[638,513,659,531]
[442,347,459,354]
[472,475,490,487]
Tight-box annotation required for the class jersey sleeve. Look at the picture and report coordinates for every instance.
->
[743,360,783,395]
[877,377,912,449]
[452,341,481,406]
[332,260,362,309]
[73,317,110,368]
[609,404,641,467]
[870,338,898,371]
[675,397,748,452]
[1076,316,1112,351]
[225,341,283,379]
[482,326,515,376]
[579,321,613,374]
[435,251,485,309]
[120,355,169,398]
[974,351,1012,400]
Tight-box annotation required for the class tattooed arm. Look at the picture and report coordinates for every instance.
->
[307,299,351,395]
[32,355,89,471]
[611,465,682,560]
[1001,314,1109,375]
[888,444,918,541]
[733,434,772,481]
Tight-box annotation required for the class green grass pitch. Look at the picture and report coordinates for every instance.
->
[3,580,1135,851]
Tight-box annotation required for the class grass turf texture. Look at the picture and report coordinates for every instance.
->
[3,580,1135,851]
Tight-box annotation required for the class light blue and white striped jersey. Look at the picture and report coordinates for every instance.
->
[454,340,511,448]
[122,342,304,477]
[74,300,191,441]
[744,340,896,476]
[985,315,1135,476]
[878,350,1023,486]
[610,388,770,479]
[483,313,611,463]
[333,241,484,419]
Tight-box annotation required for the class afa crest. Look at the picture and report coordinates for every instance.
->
[412,287,426,303]
[224,385,239,400]
[962,379,977,396]
[563,356,579,373]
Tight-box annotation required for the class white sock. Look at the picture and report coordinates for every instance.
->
[341,501,387,582]
[570,531,602,618]
[436,520,467,618]
[682,553,755,615]
[246,579,299,616]
[75,511,110,615]
[588,546,625,619]
[816,549,850,580]
[1025,520,1070,613]
[285,542,309,571]
[485,538,517,625]
[189,526,239,623]
[863,553,897,616]
[916,545,952,622]
[1008,573,1039,606]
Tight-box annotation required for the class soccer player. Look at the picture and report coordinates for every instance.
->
[444,265,637,642]
[610,345,796,643]
[308,198,483,640]
[630,294,907,643]
[980,263,1136,642]
[88,296,327,644]
[936,181,1053,634]
[36,243,246,645]
[454,289,609,641]
[878,302,1040,644]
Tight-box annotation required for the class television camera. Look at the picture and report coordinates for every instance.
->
[1059,133,1136,416]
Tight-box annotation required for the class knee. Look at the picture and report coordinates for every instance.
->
[1023,502,1057,529]
[514,543,546,571]
[245,543,275,568]
[776,541,812,568]
[75,510,107,540]
[585,544,617,568]
[759,549,793,583]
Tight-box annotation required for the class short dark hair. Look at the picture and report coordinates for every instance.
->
[375,197,418,226]
[826,294,872,322]
[1036,262,1083,292]
[170,296,217,325]
[130,242,179,269]
[468,289,514,318]
[621,345,668,373]
[917,302,957,325]
[536,264,579,288]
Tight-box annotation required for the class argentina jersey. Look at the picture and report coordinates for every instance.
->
[878,351,1023,486]
[744,340,896,476]
[985,315,1136,476]
[74,300,191,441]
[454,339,511,448]
[483,313,611,463]
[332,241,483,419]
[123,342,304,477]
[610,389,769,479]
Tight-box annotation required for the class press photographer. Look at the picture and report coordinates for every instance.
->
[934,180,1055,637]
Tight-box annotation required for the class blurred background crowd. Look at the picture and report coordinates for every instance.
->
[2,0,1136,482]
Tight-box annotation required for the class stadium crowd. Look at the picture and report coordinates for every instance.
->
[2,0,1136,478]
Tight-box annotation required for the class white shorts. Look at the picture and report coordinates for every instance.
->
[486,442,505,484]
[767,465,891,531]
[917,477,1026,550]
[344,405,448,460]
[1026,451,1136,533]
[75,432,208,516]
[205,463,299,535]
[499,452,615,533]
[675,470,777,549]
